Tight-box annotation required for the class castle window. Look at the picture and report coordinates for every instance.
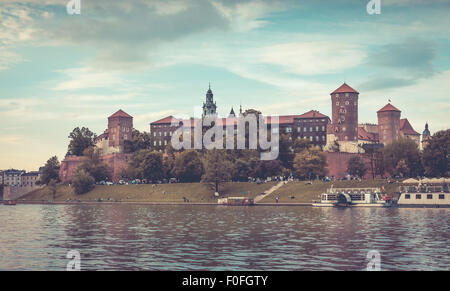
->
[124,134,128,139]
[336,94,339,98]
[343,127,346,131]
[309,136,313,141]
[154,141,156,146]
[316,126,319,131]
[336,102,340,106]
[159,132,162,136]
[297,127,301,133]
[322,126,325,131]
[322,136,326,141]
[316,136,319,141]
[154,132,156,137]
[345,93,349,97]
[310,127,313,132]
[345,101,349,105]
[304,127,307,132]
[286,127,292,133]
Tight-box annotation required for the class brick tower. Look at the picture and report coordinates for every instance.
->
[377,103,401,145]
[330,83,359,142]
[107,109,133,148]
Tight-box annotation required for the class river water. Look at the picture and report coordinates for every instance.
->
[0,204,448,270]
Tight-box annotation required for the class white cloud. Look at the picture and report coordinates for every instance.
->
[258,42,366,75]
[52,67,126,91]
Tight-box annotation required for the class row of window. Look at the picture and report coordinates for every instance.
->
[404,194,445,199]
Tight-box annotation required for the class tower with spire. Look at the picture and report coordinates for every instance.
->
[422,122,432,149]
[202,83,217,117]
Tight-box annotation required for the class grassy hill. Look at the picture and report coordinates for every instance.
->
[22,181,278,203]
[259,179,401,203]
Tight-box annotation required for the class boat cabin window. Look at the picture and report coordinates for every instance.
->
[416,194,422,199]
[405,194,410,199]
[427,194,433,199]
[439,194,445,199]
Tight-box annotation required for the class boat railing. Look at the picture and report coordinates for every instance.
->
[326,188,381,194]
[399,185,449,193]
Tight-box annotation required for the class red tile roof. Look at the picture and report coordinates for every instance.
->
[377,103,401,113]
[400,118,420,136]
[358,126,379,142]
[109,109,133,119]
[265,110,329,125]
[151,115,178,125]
[331,83,359,94]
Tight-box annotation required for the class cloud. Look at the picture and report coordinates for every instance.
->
[259,42,366,75]
[359,38,438,91]
[52,67,126,91]
[368,38,436,75]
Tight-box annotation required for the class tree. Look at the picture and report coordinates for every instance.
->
[423,129,450,177]
[293,146,328,179]
[232,159,252,182]
[172,150,204,182]
[77,147,111,182]
[253,160,283,179]
[72,169,95,195]
[383,138,422,177]
[129,150,163,182]
[41,156,60,185]
[293,138,312,153]
[278,134,294,169]
[347,155,367,178]
[123,130,152,153]
[202,149,234,193]
[68,127,96,156]
[395,159,409,178]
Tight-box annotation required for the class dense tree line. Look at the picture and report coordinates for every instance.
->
[53,126,449,195]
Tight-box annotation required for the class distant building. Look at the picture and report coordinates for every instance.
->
[95,109,133,156]
[400,118,420,146]
[202,84,217,117]
[149,85,330,151]
[21,171,41,187]
[265,110,330,148]
[422,123,432,149]
[2,169,25,186]
[377,103,401,145]
[60,109,134,183]
[325,83,363,153]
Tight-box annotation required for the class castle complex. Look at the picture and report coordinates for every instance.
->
[324,83,423,154]
[57,83,432,182]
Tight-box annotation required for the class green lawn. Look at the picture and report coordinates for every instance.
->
[23,181,277,203]
[259,179,402,203]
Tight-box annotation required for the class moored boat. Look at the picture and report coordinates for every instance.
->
[398,178,450,208]
[217,197,254,206]
[3,200,17,206]
[312,187,396,207]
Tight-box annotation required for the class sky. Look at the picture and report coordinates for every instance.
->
[0,0,449,171]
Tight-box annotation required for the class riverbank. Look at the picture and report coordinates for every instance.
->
[19,179,401,205]
[258,179,400,204]
[21,181,277,203]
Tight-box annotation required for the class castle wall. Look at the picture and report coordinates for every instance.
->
[59,153,132,183]
[325,152,376,179]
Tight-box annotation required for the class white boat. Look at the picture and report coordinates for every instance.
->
[312,187,395,207]
[398,180,450,208]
